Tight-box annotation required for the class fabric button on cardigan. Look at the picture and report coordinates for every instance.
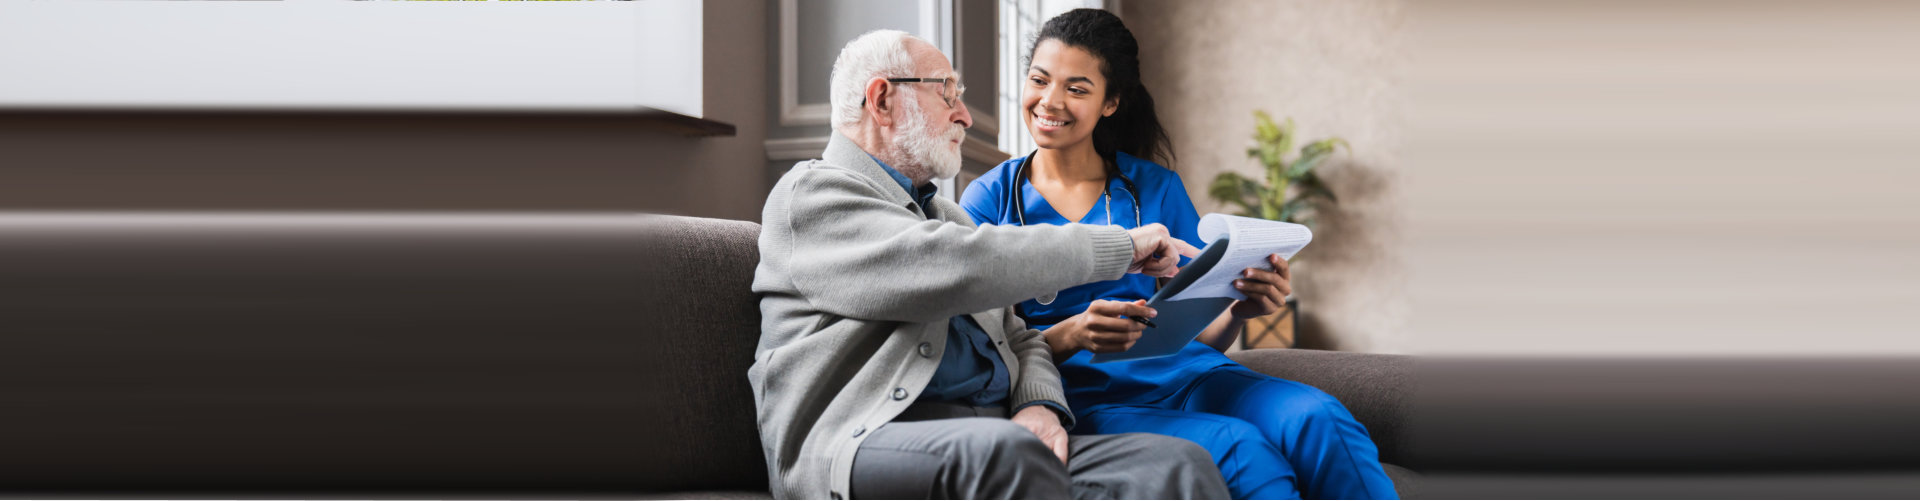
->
[892,387,909,400]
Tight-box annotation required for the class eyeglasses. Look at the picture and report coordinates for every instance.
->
[862,77,966,108]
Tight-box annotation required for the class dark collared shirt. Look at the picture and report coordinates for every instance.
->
[870,155,1012,408]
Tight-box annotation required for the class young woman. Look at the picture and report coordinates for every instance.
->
[959,9,1397,500]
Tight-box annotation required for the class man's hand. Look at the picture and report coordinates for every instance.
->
[1125,224,1202,278]
[1010,405,1070,465]
[1047,300,1153,357]
[1228,253,1293,319]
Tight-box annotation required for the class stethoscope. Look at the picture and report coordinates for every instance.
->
[1009,149,1144,305]
[1009,150,1143,229]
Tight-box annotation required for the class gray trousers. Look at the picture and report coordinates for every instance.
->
[850,402,1230,500]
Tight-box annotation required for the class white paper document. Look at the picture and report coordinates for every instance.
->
[1166,214,1313,301]
[1089,213,1314,363]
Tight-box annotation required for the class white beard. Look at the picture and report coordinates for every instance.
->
[889,97,965,181]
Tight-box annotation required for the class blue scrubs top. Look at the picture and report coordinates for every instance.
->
[960,151,1238,414]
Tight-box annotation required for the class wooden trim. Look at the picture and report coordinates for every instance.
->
[764,136,829,161]
[962,133,1011,165]
[777,0,832,126]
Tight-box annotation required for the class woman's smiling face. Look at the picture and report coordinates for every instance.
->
[1024,39,1119,152]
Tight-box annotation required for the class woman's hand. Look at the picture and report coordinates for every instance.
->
[1228,254,1293,320]
[1040,299,1155,362]
[1194,254,1291,352]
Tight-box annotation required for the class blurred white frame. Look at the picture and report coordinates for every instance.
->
[0,1,703,116]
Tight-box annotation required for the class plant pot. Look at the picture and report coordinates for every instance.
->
[1241,297,1299,350]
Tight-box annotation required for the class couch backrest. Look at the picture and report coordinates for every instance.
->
[0,213,769,493]
[631,215,769,492]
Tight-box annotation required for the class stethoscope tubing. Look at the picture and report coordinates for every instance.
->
[1010,150,1142,228]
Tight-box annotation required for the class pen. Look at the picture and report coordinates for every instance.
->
[1130,315,1157,328]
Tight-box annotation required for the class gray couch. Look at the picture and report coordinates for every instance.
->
[0,213,1418,498]
[23,213,1915,499]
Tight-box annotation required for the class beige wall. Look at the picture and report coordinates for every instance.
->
[1123,0,1920,356]
[1406,0,1920,356]
[0,0,769,222]
[1122,0,1412,353]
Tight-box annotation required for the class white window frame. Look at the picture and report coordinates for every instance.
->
[0,1,701,116]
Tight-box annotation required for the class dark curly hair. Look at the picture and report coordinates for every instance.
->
[1028,8,1175,168]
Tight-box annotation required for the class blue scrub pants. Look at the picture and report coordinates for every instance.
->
[1074,366,1398,500]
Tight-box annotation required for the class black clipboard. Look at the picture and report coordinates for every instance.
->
[1090,237,1236,363]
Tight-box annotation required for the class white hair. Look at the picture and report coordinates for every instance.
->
[829,29,917,131]
[829,29,964,180]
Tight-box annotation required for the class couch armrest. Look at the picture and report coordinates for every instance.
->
[1228,348,1411,465]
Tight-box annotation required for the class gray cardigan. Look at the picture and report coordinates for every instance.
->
[749,132,1136,499]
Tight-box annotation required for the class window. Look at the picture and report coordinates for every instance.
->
[997,0,1109,157]
[0,1,702,116]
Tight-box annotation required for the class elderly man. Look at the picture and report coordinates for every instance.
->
[750,29,1229,500]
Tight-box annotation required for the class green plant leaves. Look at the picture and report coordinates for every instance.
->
[1208,171,1263,217]
[1213,111,1345,227]
[1286,138,1348,179]
[1295,173,1338,204]
[1276,117,1297,164]
[1281,196,1318,225]
[1247,111,1294,172]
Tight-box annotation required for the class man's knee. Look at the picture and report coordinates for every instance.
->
[944,419,1069,497]
[1136,433,1217,467]
[858,419,1068,499]
[1105,433,1231,499]
[941,418,1060,470]
[1096,432,1221,472]
[921,416,1059,472]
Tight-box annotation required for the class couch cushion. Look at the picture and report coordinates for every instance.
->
[1229,349,1412,466]
[0,213,771,493]
[1411,357,1920,473]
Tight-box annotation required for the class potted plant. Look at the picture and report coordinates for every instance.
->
[1207,111,1345,349]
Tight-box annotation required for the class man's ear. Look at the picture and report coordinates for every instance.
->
[865,77,894,127]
